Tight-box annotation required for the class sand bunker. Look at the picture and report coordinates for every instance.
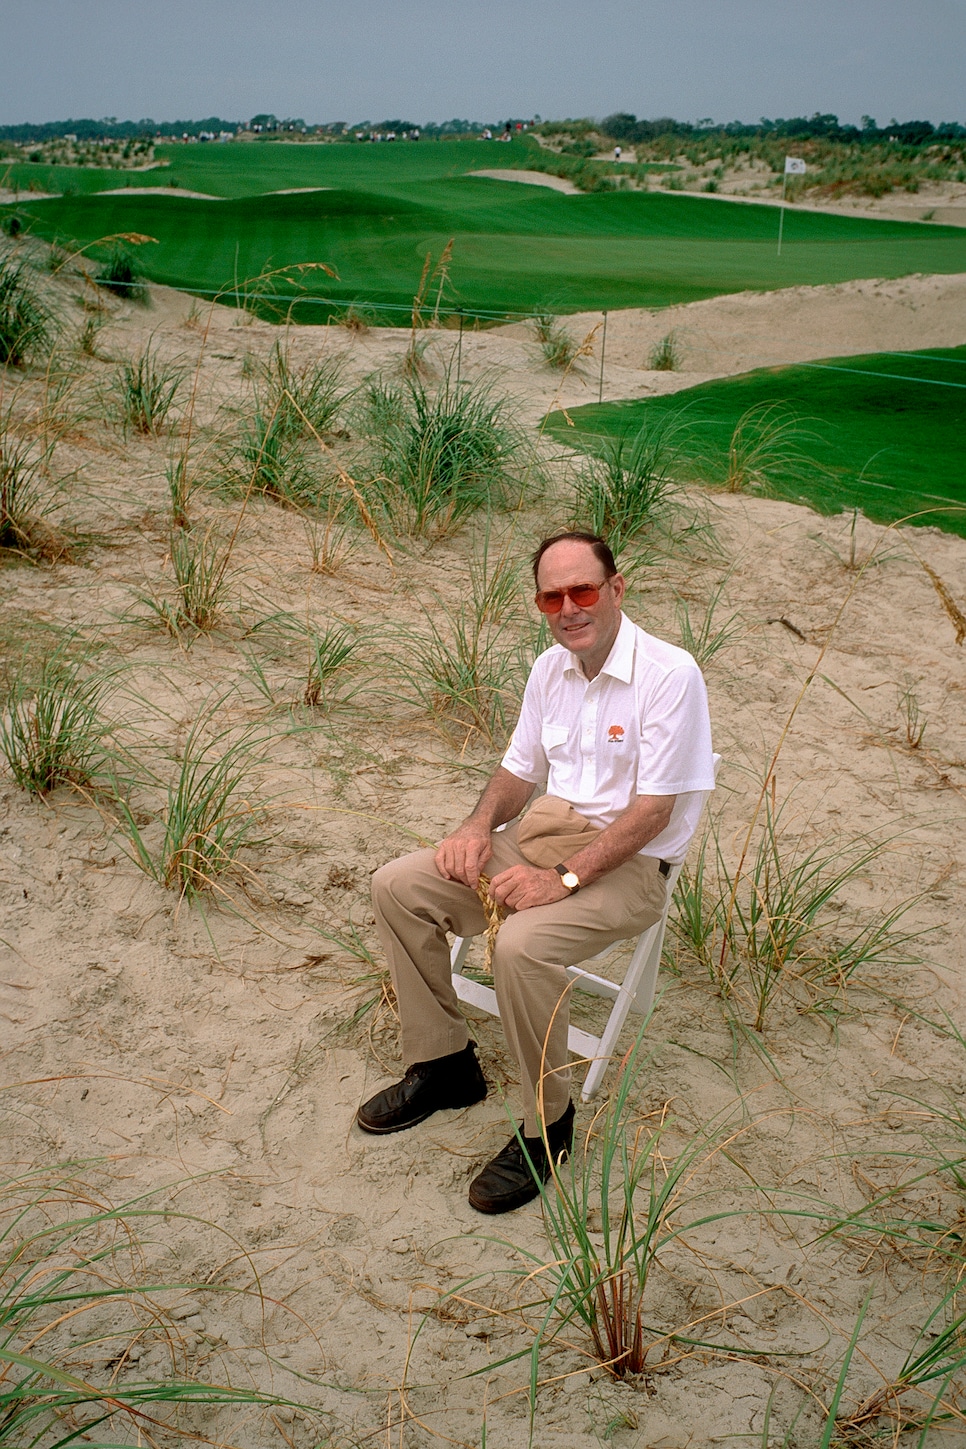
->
[493,271,966,394]
[0,189,59,204]
[470,168,580,194]
[96,186,223,199]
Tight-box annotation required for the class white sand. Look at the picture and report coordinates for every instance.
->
[0,189,59,204]
[3,268,966,1448]
[470,168,580,194]
[497,272,966,384]
[95,186,223,199]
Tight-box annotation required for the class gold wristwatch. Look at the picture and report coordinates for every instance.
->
[554,864,581,894]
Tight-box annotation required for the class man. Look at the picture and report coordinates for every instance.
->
[357,532,715,1213]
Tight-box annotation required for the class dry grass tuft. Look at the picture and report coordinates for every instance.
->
[531,312,581,371]
[918,557,966,646]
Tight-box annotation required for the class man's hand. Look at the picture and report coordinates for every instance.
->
[489,863,570,912]
[435,768,535,888]
[435,822,493,888]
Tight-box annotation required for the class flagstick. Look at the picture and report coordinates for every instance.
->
[777,172,787,256]
[598,309,608,403]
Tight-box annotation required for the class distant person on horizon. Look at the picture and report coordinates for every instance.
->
[614,145,622,161]
[355,532,715,1213]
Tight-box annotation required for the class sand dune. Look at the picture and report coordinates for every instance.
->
[3,266,965,1447]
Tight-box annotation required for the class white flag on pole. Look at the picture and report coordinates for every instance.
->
[784,156,807,174]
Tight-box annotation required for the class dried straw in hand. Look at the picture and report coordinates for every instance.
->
[476,875,505,971]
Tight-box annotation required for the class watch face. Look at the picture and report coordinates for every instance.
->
[562,871,580,891]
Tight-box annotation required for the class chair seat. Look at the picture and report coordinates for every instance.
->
[449,756,719,1102]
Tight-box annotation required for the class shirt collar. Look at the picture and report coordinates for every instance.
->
[562,612,634,683]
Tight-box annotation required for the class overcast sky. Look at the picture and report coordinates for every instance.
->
[2,0,963,127]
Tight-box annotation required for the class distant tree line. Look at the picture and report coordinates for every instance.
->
[600,112,965,145]
[0,117,244,143]
[333,119,483,135]
[1,111,962,147]
[0,114,495,143]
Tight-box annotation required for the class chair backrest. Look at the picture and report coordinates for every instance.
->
[567,754,720,1098]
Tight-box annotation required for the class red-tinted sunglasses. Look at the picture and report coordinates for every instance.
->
[534,581,609,614]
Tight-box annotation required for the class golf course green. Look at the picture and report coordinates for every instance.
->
[6,140,966,320]
[544,347,966,537]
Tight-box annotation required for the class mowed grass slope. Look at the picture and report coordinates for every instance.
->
[2,138,529,199]
[8,141,966,318]
[545,347,966,536]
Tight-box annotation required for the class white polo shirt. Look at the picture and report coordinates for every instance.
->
[502,613,715,863]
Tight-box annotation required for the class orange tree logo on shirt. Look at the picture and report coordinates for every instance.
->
[608,725,625,743]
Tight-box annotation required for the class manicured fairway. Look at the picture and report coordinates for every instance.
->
[544,347,966,537]
[6,142,966,320]
[2,138,535,199]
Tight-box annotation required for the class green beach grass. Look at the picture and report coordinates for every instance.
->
[4,140,965,320]
[545,346,966,537]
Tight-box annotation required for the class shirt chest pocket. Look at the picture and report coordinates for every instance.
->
[541,724,570,757]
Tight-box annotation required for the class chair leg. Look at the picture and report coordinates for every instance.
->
[450,935,472,972]
[578,919,666,1101]
[451,907,667,1105]
[580,1047,611,1103]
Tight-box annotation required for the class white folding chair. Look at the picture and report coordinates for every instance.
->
[449,756,720,1103]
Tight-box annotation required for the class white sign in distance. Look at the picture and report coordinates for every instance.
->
[784,157,807,175]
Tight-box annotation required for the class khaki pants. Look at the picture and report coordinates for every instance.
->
[371,823,668,1135]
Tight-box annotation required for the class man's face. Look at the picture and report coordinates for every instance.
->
[535,541,625,672]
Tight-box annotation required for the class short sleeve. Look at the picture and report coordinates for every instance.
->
[501,663,550,786]
[636,663,715,796]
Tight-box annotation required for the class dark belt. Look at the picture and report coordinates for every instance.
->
[658,859,671,877]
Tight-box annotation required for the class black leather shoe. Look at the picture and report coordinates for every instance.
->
[468,1100,575,1214]
[356,1041,487,1134]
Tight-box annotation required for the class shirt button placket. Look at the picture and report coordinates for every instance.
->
[581,681,598,791]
